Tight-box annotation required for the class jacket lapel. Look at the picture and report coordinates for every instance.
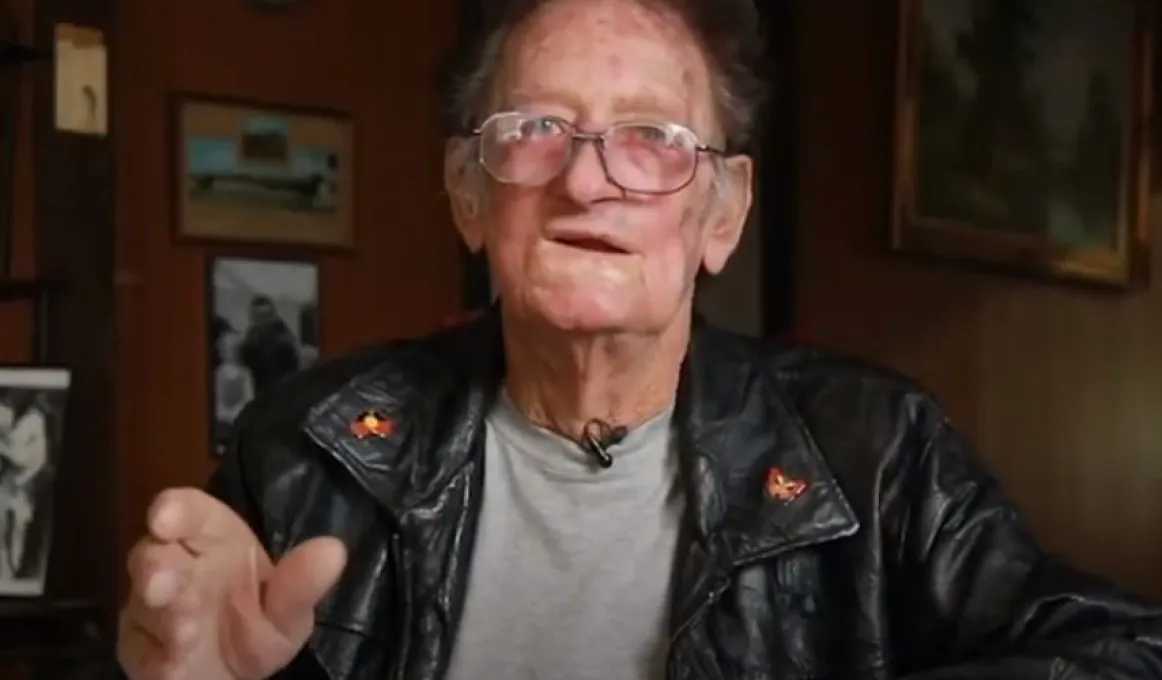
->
[668,322,861,639]
[679,321,861,562]
[301,313,503,519]
[300,312,503,680]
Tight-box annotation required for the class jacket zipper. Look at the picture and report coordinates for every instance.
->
[664,579,731,678]
[390,532,413,680]
[664,524,861,678]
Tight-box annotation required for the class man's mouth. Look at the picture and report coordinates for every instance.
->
[551,235,628,254]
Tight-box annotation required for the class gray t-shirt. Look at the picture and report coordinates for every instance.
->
[443,391,683,680]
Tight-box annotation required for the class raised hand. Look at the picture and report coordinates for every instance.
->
[118,488,347,680]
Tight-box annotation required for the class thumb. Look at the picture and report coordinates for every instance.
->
[263,537,347,642]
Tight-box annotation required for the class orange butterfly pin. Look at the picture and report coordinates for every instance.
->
[765,467,807,502]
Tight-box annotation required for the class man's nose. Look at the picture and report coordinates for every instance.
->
[559,138,622,204]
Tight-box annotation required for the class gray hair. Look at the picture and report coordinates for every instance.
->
[441,0,767,216]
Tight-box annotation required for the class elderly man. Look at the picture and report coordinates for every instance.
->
[117,0,1162,679]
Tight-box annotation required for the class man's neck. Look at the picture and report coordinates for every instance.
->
[501,310,691,441]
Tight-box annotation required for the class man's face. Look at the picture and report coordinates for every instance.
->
[451,0,752,335]
[249,301,276,327]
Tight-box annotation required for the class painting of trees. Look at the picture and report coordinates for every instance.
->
[894,0,1150,287]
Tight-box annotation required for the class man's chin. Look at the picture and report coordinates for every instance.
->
[524,293,635,335]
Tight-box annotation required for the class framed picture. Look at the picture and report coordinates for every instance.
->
[207,255,320,458]
[0,365,70,596]
[173,95,354,249]
[891,0,1153,288]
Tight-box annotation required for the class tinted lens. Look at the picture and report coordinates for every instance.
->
[478,113,571,185]
[603,123,698,193]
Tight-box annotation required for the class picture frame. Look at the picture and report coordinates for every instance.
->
[172,94,355,249]
[0,365,70,597]
[206,255,320,458]
[890,0,1153,288]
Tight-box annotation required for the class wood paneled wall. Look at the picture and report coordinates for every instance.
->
[0,0,37,362]
[795,0,1162,599]
[1,0,119,618]
[114,0,464,594]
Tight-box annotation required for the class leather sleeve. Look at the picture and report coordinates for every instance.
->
[205,404,266,555]
[891,415,1162,680]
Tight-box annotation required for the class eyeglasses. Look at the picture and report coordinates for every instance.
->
[469,111,727,195]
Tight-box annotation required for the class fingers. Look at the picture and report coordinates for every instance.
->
[219,538,347,680]
[127,540,195,608]
[118,576,205,680]
[123,539,203,667]
[263,537,348,639]
[220,545,299,680]
[120,586,202,660]
[147,487,255,552]
[117,606,159,676]
[123,489,343,680]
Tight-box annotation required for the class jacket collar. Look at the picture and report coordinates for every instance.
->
[674,316,860,564]
[302,306,860,564]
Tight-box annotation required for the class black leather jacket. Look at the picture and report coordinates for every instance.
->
[208,312,1162,680]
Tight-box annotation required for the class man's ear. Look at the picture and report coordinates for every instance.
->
[701,155,754,275]
[445,139,486,253]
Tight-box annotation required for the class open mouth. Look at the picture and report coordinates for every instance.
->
[552,236,628,254]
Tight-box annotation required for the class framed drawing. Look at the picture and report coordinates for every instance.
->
[0,365,70,596]
[207,255,320,458]
[173,95,354,249]
[890,0,1153,288]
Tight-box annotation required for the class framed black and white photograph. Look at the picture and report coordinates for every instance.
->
[207,256,319,458]
[0,366,70,597]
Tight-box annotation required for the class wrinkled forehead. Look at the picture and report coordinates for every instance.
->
[495,0,717,131]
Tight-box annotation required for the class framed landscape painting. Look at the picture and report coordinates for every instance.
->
[891,0,1153,288]
[173,95,354,249]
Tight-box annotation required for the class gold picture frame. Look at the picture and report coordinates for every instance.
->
[172,94,354,249]
[890,0,1153,288]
